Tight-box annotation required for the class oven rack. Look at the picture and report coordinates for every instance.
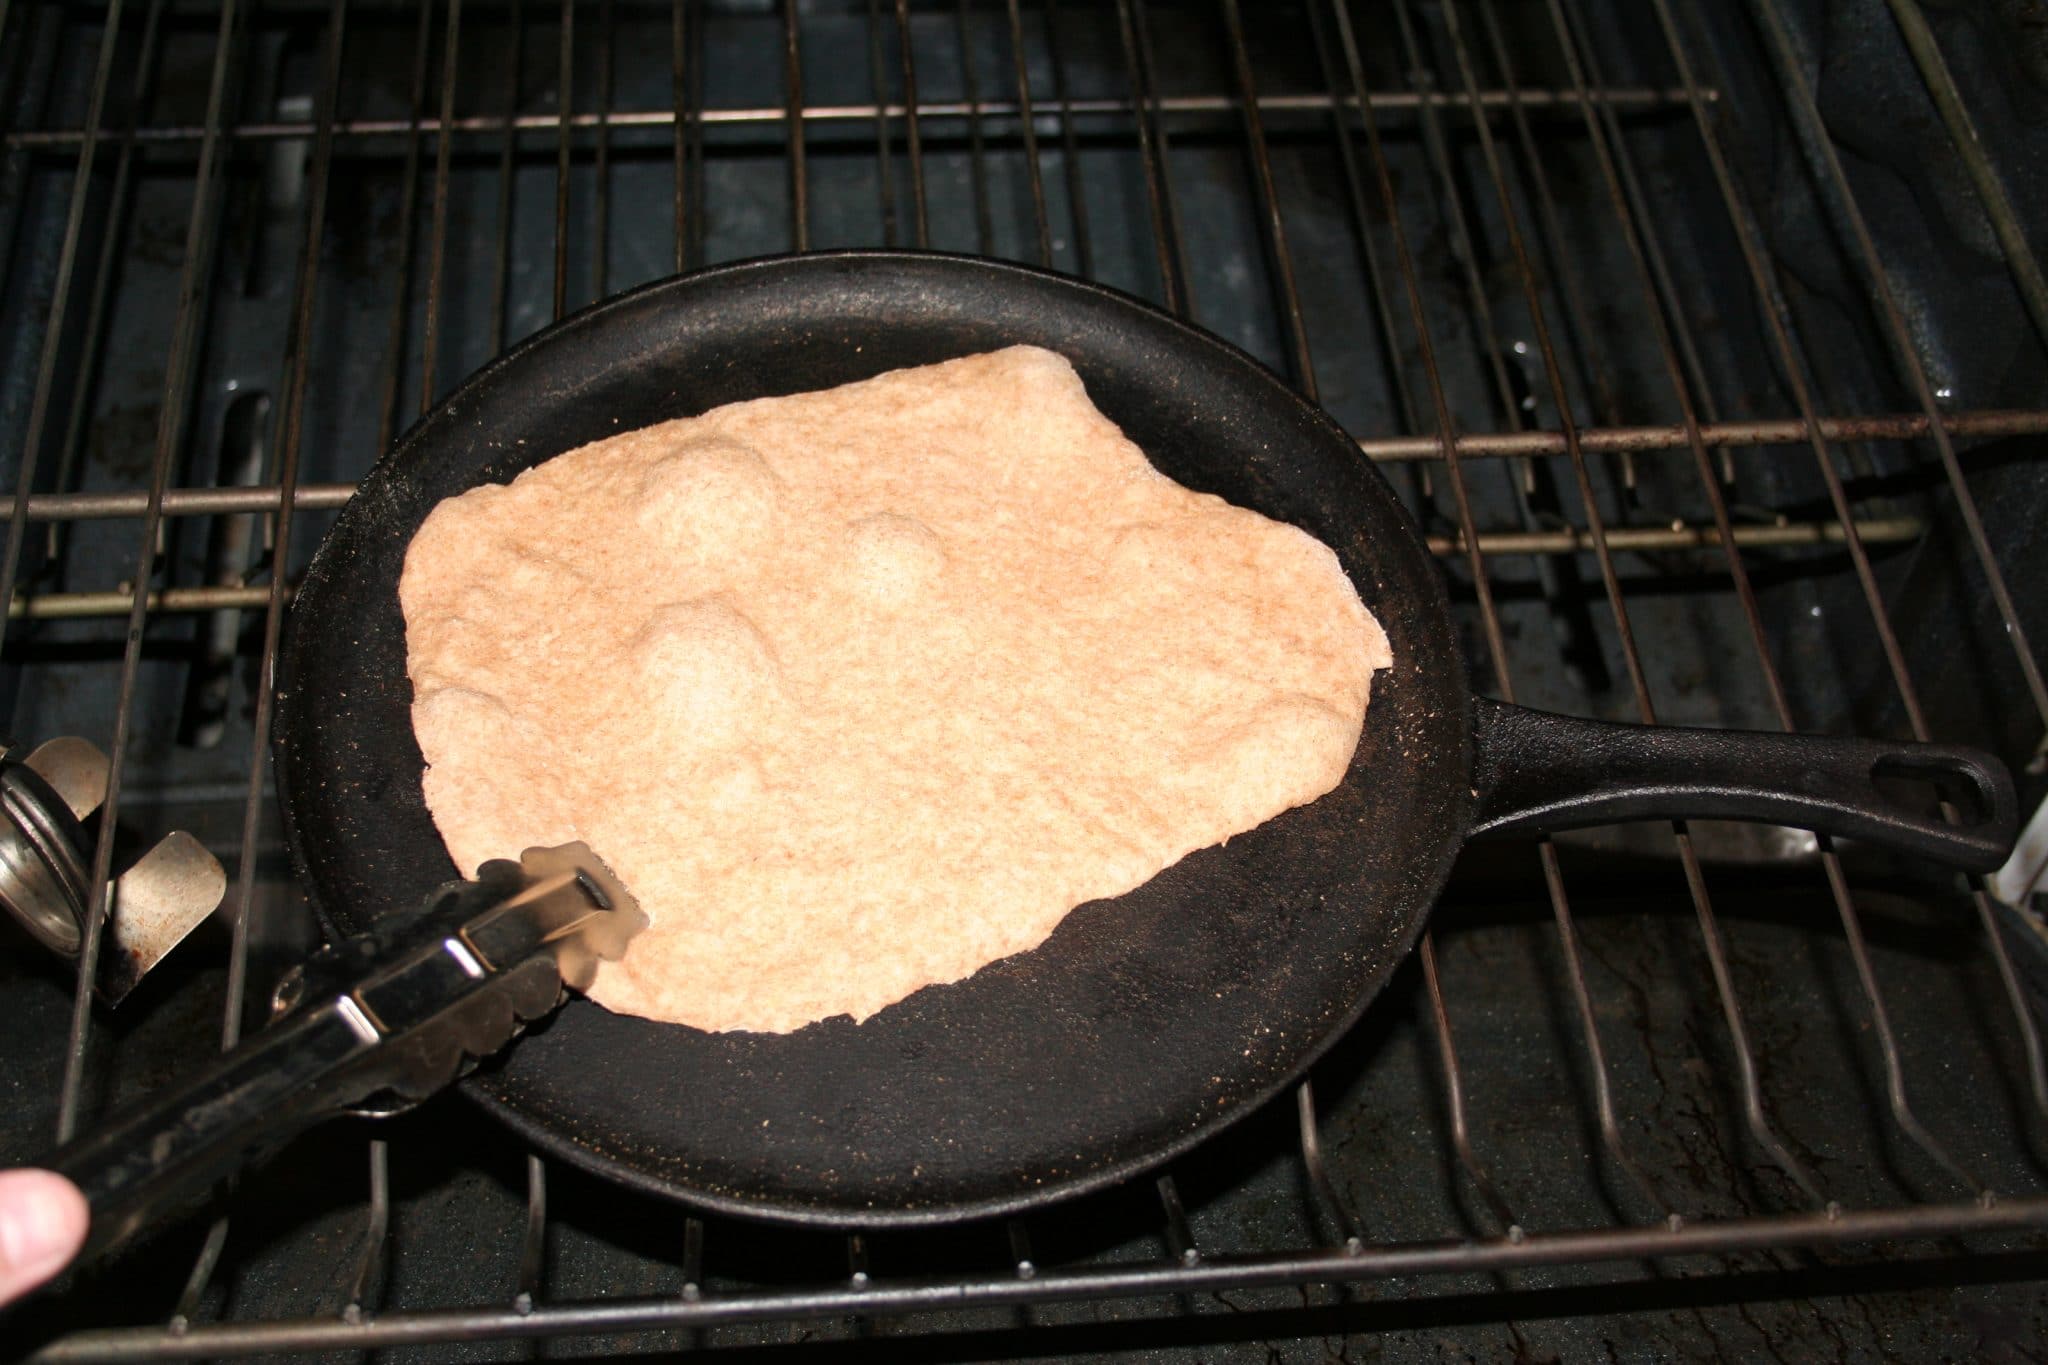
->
[5,0,2047,1358]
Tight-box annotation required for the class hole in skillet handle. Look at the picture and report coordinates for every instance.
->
[1870,753,1994,827]
[1466,697,2020,875]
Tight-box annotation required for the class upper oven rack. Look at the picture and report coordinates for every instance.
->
[5,0,2048,1358]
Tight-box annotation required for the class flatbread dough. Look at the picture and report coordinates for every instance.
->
[400,347,1391,1033]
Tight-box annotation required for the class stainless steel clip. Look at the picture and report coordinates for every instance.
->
[0,736,226,1003]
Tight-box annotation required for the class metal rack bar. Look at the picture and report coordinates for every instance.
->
[1323,0,1506,724]
[2,85,1713,148]
[0,493,1859,540]
[1388,0,1523,448]
[45,1195,2048,1362]
[671,0,688,269]
[1382,0,1667,1232]
[1156,1175,1198,1266]
[343,1140,391,1321]
[0,512,1933,620]
[1389,0,1579,672]
[44,0,166,569]
[594,0,614,295]
[0,0,127,643]
[1645,0,2048,1132]
[1439,0,1832,1210]
[1880,0,2048,350]
[1561,8,1732,486]
[1826,850,1989,1196]
[0,1,49,279]
[1112,0,1174,309]
[221,0,348,1048]
[1463,0,1673,1222]
[1273,2,1628,1243]
[1537,841,1673,1221]
[0,3,14,108]
[167,0,353,1322]
[1535,0,1987,1203]
[1744,0,2048,732]
[581,0,610,296]
[1221,0,1315,399]
[1121,0,1191,313]
[1471,0,1633,489]
[894,0,929,247]
[43,1,165,560]
[866,0,898,246]
[1355,409,2048,459]
[421,0,464,416]
[490,0,524,351]
[1303,0,1425,488]
[781,0,807,251]
[683,0,706,267]
[1041,0,1090,277]
[3,403,2033,518]
[1005,1220,1034,1280]
[15,486,363,522]
[1001,0,1050,265]
[335,7,469,1332]
[371,2,435,458]
[516,1154,549,1312]
[1418,933,1519,1233]
[1295,1080,1364,1247]
[168,1218,230,1329]
[1138,5,1196,311]
[552,0,574,317]
[1209,0,1512,1252]
[954,0,995,255]
[54,0,246,1144]
[679,1215,704,1297]
[845,1233,872,1306]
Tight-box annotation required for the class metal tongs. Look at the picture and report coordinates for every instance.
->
[42,843,646,1257]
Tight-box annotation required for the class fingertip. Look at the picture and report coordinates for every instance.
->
[0,1169,88,1304]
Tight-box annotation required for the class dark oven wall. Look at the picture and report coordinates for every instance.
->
[2,1,2047,1361]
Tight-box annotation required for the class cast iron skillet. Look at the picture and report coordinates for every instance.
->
[275,251,2016,1228]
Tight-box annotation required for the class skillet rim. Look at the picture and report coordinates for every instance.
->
[274,247,1475,1227]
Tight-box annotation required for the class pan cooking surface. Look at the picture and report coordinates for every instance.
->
[276,253,1470,1224]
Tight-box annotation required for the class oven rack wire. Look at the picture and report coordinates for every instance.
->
[3,0,2047,1357]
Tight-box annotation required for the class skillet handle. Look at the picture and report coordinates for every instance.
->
[1468,698,2019,873]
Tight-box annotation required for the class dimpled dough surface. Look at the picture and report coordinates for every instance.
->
[400,347,1392,1034]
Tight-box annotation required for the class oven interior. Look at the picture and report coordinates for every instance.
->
[4,0,2048,1357]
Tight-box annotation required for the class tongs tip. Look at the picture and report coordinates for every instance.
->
[515,841,648,967]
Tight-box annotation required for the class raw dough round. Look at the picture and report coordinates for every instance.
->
[400,347,1391,1033]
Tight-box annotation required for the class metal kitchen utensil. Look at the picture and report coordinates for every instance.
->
[41,841,645,1257]
[0,737,227,1003]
